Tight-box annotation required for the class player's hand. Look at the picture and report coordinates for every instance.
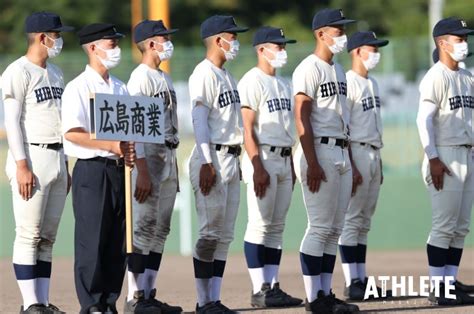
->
[307,162,327,193]
[67,172,72,195]
[291,169,297,190]
[351,166,363,196]
[429,157,451,191]
[16,161,36,201]
[119,141,136,168]
[199,163,216,196]
[253,166,270,199]
[380,171,384,185]
[134,170,152,203]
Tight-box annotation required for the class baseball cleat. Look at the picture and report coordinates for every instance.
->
[213,301,237,313]
[123,290,160,313]
[326,290,360,313]
[19,304,50,314]
[344,279,366,301]
[428,282,464,306]
[271,282,303,306]
[362,277,392,300]
[304,290,334,314]
[148,289,182,313]
[455,280,474,294]
[46,303,65,314]
[194,302,222,314]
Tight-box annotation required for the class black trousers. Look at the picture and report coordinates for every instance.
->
[72,158,126,313]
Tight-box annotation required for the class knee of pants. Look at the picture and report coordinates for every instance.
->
[323,242,338,256]
[214,242,231,261]
[451,226,470,248]
[36,237,55,262]
[194,238,218,262]
[264,223,285,248]
[427,230,454,249]
[13,233,41,264]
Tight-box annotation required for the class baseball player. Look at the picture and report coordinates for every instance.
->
[292,8,359,313]
[337,31,390,301]
[125,19,182,313]
[2,12,73,314]
[188,15,247,314]
[61,23,135,314]
[238,26,302,309]
[416,17,474,305]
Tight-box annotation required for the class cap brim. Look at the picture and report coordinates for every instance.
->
[450,28,474,36]
[103,32,125,39]
[365,39,389,47]
[223,26,249,33]
[50,25,75,32]
[328,19,356,26]
[156,28,179,35]
[269,38,297,44]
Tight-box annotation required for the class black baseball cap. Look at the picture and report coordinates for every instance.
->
[253,26,297,46]
[77,23,124,45]
[200,15,248,39]
[25,12,74,33]
[134,19,178,43]
[312,8,355,31]
[433,17,474,37]
[347,31,389,52]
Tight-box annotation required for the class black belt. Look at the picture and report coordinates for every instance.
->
[460,144,473,149]
[269,146,292,157]
[215,144,242,157]
[165,140,179,149]
[84,156,124,168]
[30,142,63,151]
[320,137,349,148]
[359,142,379,150]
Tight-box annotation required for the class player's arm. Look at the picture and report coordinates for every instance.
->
[127,78,152,203]
[294,93,327,193]
[416,100,451,191]
[348,145,363,196]
[63,128,135,166]
[241,107,270,198]
[192,102,215,196]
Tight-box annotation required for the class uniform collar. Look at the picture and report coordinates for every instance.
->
[85,64,112,85]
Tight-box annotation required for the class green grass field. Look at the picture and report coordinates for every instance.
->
[1,126,473,257]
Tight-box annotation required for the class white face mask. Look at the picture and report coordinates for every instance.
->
[96,44,121,69]
[445,41,469,62]
[323,32,347,55]
[362,51,381,71]
[219,37,240,61]
[43,34,63,58]
[154,40,174,61]
[263,47,288,68]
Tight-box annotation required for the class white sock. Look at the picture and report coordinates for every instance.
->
[264,265,279,288]
[445,265,459,285]
[18,279,38,309]
[341,263,358,287]
[429,266,446,287]
[127,271,145,301]
[36,278,50,305]
[248,267,265,293]
[196,278,212,306]
[321,273,333,295]
[303,275,322,302]
[357,263,366,282]
[143,268,158,298]
[210,276,222,302]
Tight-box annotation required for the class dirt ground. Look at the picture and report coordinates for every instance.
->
[1,249,473,313]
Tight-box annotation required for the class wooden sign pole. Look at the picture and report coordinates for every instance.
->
[125,164,133,253]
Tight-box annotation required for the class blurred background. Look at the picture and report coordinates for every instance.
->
[1,0,473,258]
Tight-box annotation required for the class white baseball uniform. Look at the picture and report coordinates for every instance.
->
[238,67,295,249]
[2,56,68,265]
[292,54,352,257]
[417,61,473,250]
[339,70,383,247]
[127,63,179,255]
[188,59,242,262]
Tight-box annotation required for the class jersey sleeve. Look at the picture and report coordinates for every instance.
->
[292,61,320,99]
[237,72,261,111]
[1,64,28,103]
[188,69,216,109]
[419,70,443,107]
[345,74,356,112]
[127,72,151,97]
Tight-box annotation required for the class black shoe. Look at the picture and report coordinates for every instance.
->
[250,283,272,308]
[46,304,65,314]
[362,277,392,299]
[87,304,105,314]
[124,290,160,313]
[429,282,463,306]
[195,302,222,314]
[214,301,237,313]
[343,279,366,301]
[305,291,333,314]
[326,291,360,313]
[455,280,474,294]
[148,289,182,313]
[20,304,50,314]
[271,283,303,306]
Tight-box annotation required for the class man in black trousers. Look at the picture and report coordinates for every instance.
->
[61,23,135,314]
